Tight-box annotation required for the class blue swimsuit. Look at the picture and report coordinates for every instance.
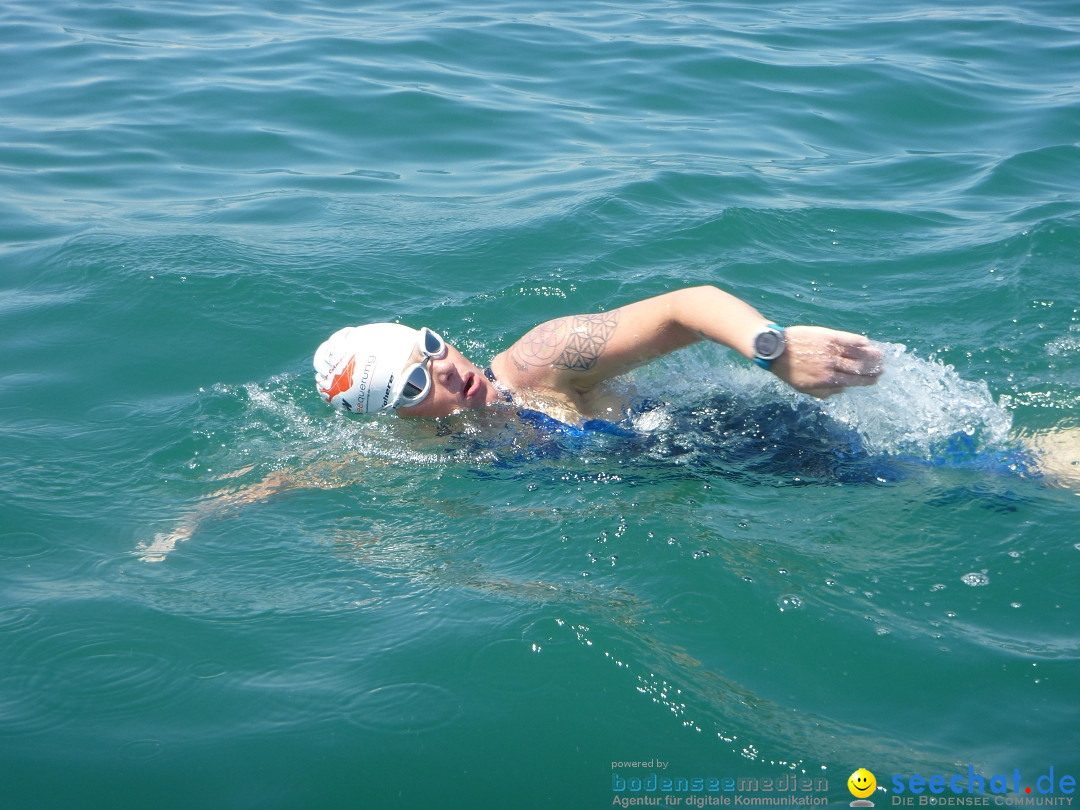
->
[483,366,638,438]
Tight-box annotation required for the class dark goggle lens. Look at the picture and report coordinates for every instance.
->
[400,364,431,401]
[422,328,446,358]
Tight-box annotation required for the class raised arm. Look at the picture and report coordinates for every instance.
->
[494,285,883,409]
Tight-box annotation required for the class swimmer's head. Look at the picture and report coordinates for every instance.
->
[314,323,428,414]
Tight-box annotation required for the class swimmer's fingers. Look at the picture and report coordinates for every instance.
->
[838,337,884,367]
[799,386,843,399]
[831,355,883,385]
[795,371,871,399]
[816,346,884,394]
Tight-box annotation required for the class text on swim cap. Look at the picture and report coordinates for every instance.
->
[356,355,377,410]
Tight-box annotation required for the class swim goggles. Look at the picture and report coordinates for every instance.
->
[388,327,448,409]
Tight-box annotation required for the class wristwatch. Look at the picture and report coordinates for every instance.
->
[752,323,786,370]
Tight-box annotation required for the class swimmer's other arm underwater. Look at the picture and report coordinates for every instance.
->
[314,285,885,424]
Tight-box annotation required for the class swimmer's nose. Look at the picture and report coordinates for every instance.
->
[429,357,463,391]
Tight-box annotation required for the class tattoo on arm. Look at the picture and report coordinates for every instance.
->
[511,311,620,372]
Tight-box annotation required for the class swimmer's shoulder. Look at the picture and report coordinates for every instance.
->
[487,352,591,424]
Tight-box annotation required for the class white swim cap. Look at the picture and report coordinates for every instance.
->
[313,323,420,413]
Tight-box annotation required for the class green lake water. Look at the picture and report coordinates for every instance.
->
[2,1,1078,807]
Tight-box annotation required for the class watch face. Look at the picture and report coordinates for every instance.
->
[755,329,783,360]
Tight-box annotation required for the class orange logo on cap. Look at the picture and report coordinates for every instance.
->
[318,356,356,402]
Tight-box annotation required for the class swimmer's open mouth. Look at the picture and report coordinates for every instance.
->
[463,373,478,399]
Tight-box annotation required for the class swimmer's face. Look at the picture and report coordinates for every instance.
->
[396,341,497,418]
[847,769,876,799]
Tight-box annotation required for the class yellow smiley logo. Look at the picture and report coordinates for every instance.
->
[848,768,876,799]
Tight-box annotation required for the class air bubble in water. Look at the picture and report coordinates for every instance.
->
[961,572,990,587]
[777,594,803,612]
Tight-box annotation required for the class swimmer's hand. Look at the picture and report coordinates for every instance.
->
[770,326,884,398]
[135,526,194,563]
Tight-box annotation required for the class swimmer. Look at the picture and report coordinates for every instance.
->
[139,286,880,562]
[313,285,885,425]
[314,278,1077,490]
[136,286,1078,563]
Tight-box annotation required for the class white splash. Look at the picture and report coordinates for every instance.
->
[819,342,1013,457]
